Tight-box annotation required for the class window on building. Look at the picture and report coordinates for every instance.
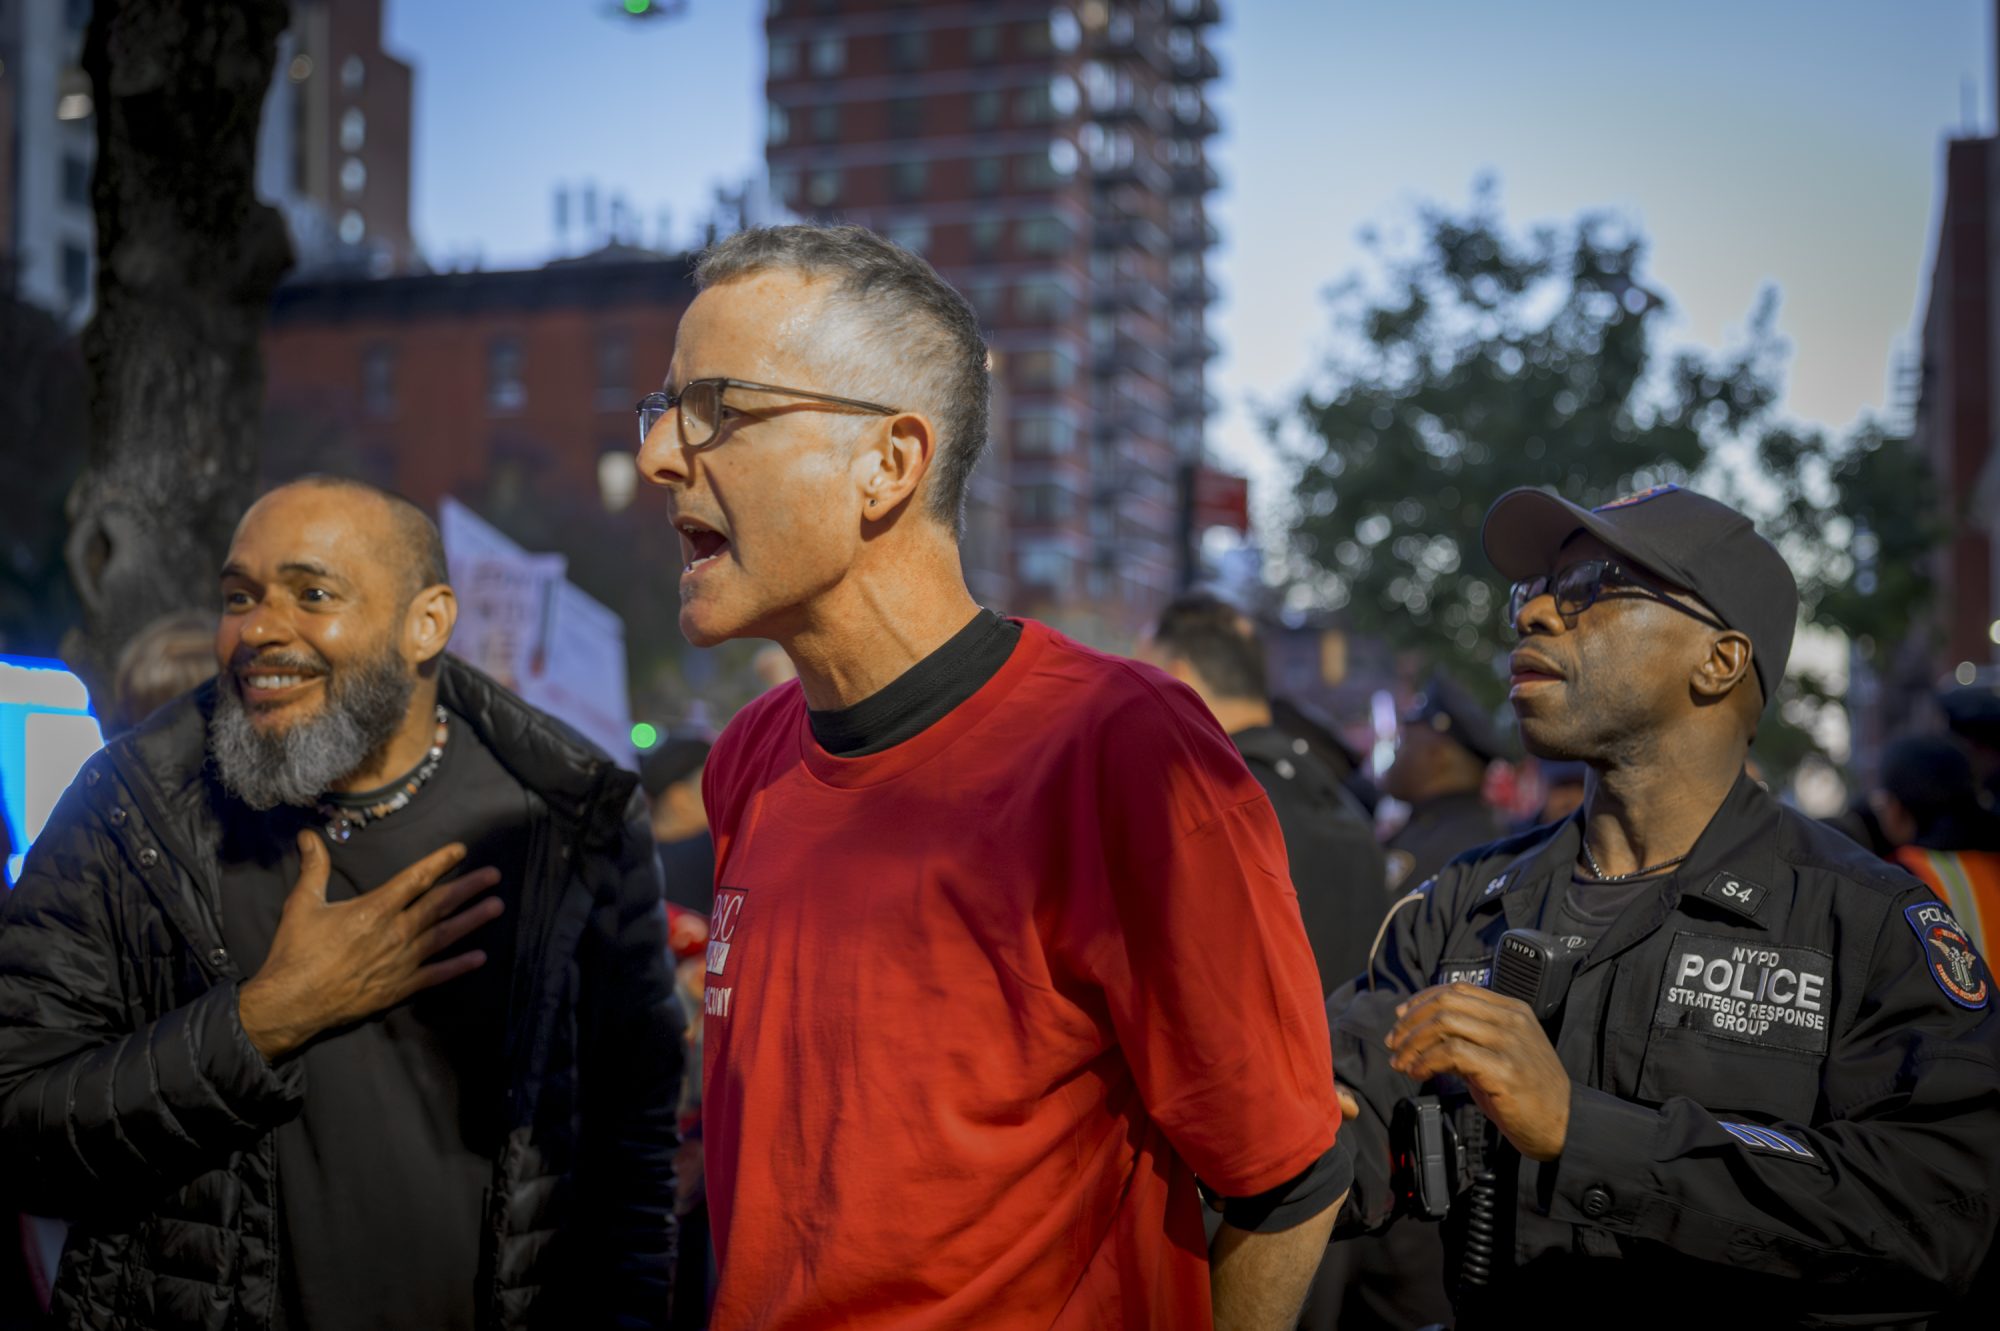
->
[1015,83,1057,124]
[891,159,928,199]
[809,35,844,76]
[1016,151,1068,190]
[1017,540,1072,590]
[972,156,1003,195]
[971,216,1004,260]
[1051,8,1082,51]
[1017,17,1055,57]
[362,343,396,418]
[340,55,365,91]
[810,104,840,141]
[1015,277,1073,322]
[1016,346,1078,389]
[767,104,790,144]
[888,96,923,137]
[769,36,798,78]
[890,30,927,70]
[60,242,88,306]
[340,158,366,195]
[487,337,525,413]
[338,211,365,245]
[340,108,366,151]
[1016,485,1074,525]
[807,169,841,207]
[61,154,89,207]
[772,167,801,206]
[1015,215,1072,255]
[969,25,1000,62]
[1015,411,1078,456]
[596,331,631,411]
[970,89,1003,130]
[884,219,929,254]
[967,278,1004,324]
[1049,74,1080,118]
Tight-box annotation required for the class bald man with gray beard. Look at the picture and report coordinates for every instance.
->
[0,478,679,1331]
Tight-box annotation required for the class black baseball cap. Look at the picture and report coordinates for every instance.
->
[1941,682,2000,749]
[1482,483,1798,708]
[1403,674,1512,765]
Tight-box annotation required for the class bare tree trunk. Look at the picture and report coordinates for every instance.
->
[64,0,293,700]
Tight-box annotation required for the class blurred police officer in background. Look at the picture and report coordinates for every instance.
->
[1942,682,2000,813]
[1382,675,1510,893]
[1874,734,2000,961]
[1144,592,1390,995]
[1529,759,1588,828]
[1271,696,1383,819]
[1325,483,2000,1327]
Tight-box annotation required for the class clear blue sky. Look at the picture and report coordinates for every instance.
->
[387,0,1991,505]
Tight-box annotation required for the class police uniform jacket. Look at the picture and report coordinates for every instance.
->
[1328,772,2000,1327]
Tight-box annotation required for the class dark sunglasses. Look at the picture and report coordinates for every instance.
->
[1508,559,1728,633]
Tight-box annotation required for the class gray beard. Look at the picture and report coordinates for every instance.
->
[209,645,417,811]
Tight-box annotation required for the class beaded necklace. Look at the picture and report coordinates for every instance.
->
[317,706,450,844]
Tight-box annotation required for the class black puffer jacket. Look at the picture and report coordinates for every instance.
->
[0,658,680,1330]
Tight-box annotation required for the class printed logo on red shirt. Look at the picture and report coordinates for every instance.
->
[706,887,748,1018]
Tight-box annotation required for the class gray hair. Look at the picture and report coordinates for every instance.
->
[209,637,414,810]
[694,225,991,535]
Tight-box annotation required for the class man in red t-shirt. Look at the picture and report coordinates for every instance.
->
[636,224,1347,1330]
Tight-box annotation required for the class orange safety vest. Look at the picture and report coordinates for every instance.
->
[1894,844,2000,961]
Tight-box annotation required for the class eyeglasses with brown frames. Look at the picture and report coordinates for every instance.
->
[635,378,901,450]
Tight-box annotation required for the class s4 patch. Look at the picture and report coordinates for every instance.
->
[1702,871,1766,919]
[1904,900,1991,1011]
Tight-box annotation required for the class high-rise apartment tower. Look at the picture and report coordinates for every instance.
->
[764,0,1222,628]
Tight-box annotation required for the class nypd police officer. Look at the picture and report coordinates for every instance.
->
[1382,675,1511,895]
[1325,484,2000,1326]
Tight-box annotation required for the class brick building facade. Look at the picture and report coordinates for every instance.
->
[263,249,693,511]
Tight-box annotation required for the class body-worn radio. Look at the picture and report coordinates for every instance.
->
[1390,928,1580,1297]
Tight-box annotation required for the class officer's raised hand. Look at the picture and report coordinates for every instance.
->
[1385,982,1570,1160]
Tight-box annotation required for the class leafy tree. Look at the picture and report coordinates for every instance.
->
[1276,185,1785,699]
[1276,189,1936,780]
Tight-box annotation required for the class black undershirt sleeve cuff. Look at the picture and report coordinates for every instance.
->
[1218,1139,1354,1234]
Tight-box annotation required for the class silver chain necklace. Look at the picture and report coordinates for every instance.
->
[317,706,450,844]
[1579,837,1687,883]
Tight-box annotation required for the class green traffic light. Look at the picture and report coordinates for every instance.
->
[624,0,651,13]
[631,722,659,749]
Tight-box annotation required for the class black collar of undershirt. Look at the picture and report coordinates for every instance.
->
[808,609,1021,757]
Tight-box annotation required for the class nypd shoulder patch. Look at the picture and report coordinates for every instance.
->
[1719,1121,1820,1166]
[1904,900,1991,1011]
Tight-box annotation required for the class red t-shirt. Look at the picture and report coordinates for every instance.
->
[701,620,1340,1330]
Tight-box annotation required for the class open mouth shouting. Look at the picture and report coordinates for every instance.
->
[677,514,733,581]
